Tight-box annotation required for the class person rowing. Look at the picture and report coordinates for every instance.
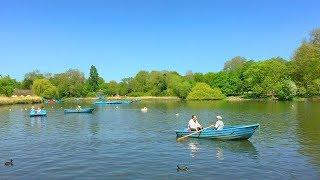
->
[36,107,42,114]
[30,106,35,114]
[188,115,203,131]
[213,115,224,130]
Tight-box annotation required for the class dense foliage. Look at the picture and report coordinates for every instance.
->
[1,29,320,101]
[32,79,58,99]
[0,75,18,96]
[187,83,225,100]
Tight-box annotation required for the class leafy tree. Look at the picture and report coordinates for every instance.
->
[166,73,192,99]
[131,71,150,94]
[147,71,167,96]
[22,70,45,89]
[32,78,58,99]
[275,80,297,100]
[187,83,225,100]
[104,81,119,96]
[88,65,99,92]
[211,72,242,96]
[243,58,289,97]
[0,75,17,96]
[51,69,87,97]
[223,56,246,72]
[310,29,320,45]
[194,73,205,82]
[291,42,320,96]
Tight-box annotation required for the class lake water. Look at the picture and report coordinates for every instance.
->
[0,100,319,179]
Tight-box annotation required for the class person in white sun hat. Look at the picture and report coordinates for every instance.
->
[214,115,224,130]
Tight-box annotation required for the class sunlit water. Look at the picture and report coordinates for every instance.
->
[0,100,319,179]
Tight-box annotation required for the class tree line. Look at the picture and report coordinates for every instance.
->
[1,29,320,100]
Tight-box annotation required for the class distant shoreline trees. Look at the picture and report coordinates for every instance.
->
[0,28,320,101]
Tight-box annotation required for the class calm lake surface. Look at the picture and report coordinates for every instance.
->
[0,100,319,179]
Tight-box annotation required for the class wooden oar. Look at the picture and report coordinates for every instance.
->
[177,124,215,141]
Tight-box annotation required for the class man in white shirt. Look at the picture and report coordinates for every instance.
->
[188,115,203,131]
[214,115,224,130]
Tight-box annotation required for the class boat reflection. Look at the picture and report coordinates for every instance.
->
[180,139,259,159]
[30,116,46,128]
[188,141,200,158]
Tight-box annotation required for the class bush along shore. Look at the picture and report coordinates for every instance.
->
[0,28,320,102]
[0,96,43,106]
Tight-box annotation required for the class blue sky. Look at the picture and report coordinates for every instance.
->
[0,0,319,81]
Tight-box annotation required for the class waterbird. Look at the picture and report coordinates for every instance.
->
[177,165,188,172]
[175,113,179,116]
[141,107,148,112]
[9,109,12,111]
[4,159,13,166]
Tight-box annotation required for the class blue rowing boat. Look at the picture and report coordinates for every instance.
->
[30,110,47,117]
[175,124,259,140]
[64,108,94,113]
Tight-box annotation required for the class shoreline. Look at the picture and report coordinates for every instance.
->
[0,95,316,106]
[0,96,43,106]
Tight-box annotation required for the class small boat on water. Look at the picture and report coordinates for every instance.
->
[175,124,259,140]
[64,108,94,113]
[94,100,133,105]
[30,110,47,117]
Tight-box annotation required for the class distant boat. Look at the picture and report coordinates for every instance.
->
[94,100,133,105]
[64,108,94,113]
[175,124,259,140]
[30,110,47,117]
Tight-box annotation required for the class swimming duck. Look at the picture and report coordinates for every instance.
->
[4,159,13,166]
[141,107,148,112]
[175,113,179,116]
[177,165,188,171]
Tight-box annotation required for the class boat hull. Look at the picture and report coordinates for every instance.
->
[175,124,259,140]
[30,110,47,117]
[64,108,94,113]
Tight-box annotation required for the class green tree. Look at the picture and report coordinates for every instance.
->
[211,72,242,96]
[0,75,17,96]
[32,78,58,99]
[147,71,167,96]
[51,69,87,97]
[310,29,320,45]
[131,71,150,94]
[166,73,192,99]
[223,56,246,72]
[187,83,225,100]
[292,42,320,96]
[88,65,99,92]
[275,80,297,101]
[22,70,45,89]
[243,58,289,97]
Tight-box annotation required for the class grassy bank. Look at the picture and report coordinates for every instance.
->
[0,96,43,106]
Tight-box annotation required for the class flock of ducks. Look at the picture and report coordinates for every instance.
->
[3,158,188,172]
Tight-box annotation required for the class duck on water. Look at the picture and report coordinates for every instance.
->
[4,159,13,166]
